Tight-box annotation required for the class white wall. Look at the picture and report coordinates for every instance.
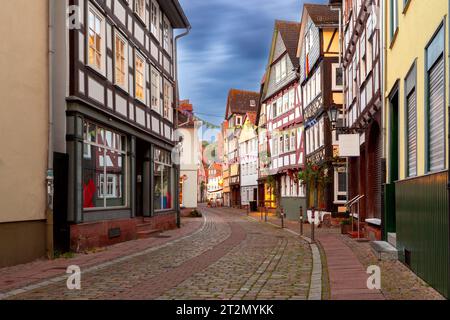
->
[178,125,200,208]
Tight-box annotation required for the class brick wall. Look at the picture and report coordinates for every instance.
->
[70,213,177,252]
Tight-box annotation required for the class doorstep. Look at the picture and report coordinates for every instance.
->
[370,241,398,261]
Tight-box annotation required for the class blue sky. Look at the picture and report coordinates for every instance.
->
[177,0,323,128]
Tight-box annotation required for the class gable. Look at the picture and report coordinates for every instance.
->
[273,31,287,63]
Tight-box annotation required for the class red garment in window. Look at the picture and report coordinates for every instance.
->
[83,179,95,208]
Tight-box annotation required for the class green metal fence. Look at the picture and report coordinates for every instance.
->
[395,171,449,298]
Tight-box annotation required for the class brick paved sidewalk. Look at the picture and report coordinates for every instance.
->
[0,216,203,294]
[247,210,444,300]
[318,234,384,300]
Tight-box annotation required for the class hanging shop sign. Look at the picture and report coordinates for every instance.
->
[338,134,360,157]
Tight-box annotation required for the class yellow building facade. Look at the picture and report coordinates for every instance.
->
[384,0,449,297]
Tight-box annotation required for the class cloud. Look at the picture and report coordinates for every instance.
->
[177,0,324,131]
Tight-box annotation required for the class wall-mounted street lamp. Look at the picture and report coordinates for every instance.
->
[327,105,340,130]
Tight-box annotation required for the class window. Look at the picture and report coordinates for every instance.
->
[283,93,289,113]
[275,63,281,83]
[135,0,146,22]
[272,101,277,118]
[332,63,343,91]
[319,118,325,147]
[88,4,105,72]
[163,19,171,53]
[275,55,288,84]
[277,97,283,116]
[151,66,160,113]
[279,136,284,155]
[163,81,173,121]
[390,0,398,42]
[405,63,417,177]
[281,55,287,79]
[236,116,242,126]
[334,167,347,204]
[83,121,126,209]
[114,32,128,89]
[290,131,296,150]
[135,53,146,102]
[272,137,278,156]
[284,132,290,152]
[427,25,445,172]
[289,89,295,110]
[154,148,173,211]
[151,1,159,37]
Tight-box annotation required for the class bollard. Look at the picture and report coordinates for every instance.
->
[311,207,315,243]
[260,206,263,221]
[265,207,268,222]
[300,206,303,236]
[281,207,285,229]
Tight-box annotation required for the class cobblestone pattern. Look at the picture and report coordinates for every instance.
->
[7,211,230,300]
[6,207,313,300]
[159,207,312,300]
[0,217,203,294]
[339,234,445,300]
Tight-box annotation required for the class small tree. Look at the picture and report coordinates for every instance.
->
[298,162,331,209]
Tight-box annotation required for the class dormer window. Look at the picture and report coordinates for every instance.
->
[250,100,256,107]
[275,55,288,84]
[236,116,242,126]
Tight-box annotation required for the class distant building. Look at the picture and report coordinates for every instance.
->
[221,121,231,206]
[238,113,259,206]
[177,100,200,209]
[223,89,260,207]
[207,163,223,202]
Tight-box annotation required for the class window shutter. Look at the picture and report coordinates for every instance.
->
[407,90,417,176]
[428,57,445,172]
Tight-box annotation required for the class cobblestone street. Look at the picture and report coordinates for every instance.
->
[3,207,313,300]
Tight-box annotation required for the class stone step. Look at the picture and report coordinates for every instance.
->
[137,229,161,239]
[370,241,398,261]
[387,233,397,247]
[136,222,154,232]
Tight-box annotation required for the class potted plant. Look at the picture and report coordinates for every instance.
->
[340,218,352,235]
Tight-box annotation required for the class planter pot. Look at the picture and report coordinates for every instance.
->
[341,224,352,235]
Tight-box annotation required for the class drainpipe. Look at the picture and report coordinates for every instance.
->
[174,25,191,228]
[381,0,386,161]
[46,0,56,259]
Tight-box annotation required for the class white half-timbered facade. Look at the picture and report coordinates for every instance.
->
[51,0,190,252]
[298,3,344,213]
[259,20,306,219]
[343,0,383,232]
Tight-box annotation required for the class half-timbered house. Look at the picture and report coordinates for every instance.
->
[298,3,345,213]
[343,0,382,239]
[238,113,259,207]
[224,89,260,207]
[51,0,190,252]
[261,20,306,220]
